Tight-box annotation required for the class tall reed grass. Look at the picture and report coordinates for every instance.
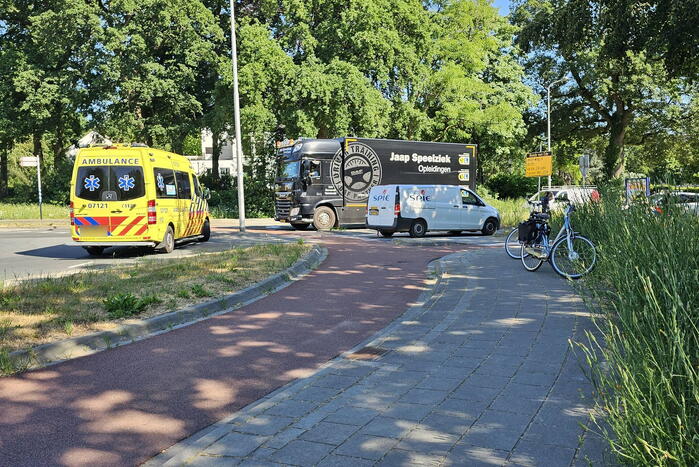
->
[574,185,699,465]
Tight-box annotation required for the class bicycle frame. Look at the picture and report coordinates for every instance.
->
[535,205,577,260]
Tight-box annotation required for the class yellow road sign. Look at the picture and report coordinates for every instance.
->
[525,152,552,177]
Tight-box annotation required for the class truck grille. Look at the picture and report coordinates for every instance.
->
[275,199,291,218]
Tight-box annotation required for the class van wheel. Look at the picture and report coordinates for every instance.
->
[198,219,211,242]
[379,230,394,237]
[481,218,498,236]
[409,219,427,238]
[291,222,310,230]
[84,246,105,256]
[313,206,336,231]
[159,226,175,253]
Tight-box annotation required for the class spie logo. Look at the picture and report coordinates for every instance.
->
[409,189,431,202]
[373,189,391,202]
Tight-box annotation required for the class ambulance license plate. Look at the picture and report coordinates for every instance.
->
[81,225,109,237]
[368,207,379,216]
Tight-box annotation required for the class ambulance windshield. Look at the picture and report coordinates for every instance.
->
[76,166,145,201]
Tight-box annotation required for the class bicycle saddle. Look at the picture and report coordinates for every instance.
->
[531,212,550,220]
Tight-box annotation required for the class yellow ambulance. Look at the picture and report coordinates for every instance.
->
[70,144,211,255]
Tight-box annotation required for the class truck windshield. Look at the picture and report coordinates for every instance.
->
[282,161,300,179]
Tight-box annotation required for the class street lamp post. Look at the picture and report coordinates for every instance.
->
[547,77,568,190]
[229,0,246,232]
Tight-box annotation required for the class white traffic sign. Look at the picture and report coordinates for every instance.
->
[19,156,39,167]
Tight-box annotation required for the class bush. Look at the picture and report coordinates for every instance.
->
[485,173,538,199]
[574,184,699,465]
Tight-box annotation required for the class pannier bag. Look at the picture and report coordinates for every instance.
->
[518,220,539,244]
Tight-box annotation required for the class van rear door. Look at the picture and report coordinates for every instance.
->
[74,164,147,238]
[367,185,397,227]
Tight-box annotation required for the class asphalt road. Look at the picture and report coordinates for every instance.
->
[0,221,287,281]
[0,219,497,281]
[0,234,470,466]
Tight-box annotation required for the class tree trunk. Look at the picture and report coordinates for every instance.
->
[603,111,631,179]
[0,143,9,198]
[211,131,220,181]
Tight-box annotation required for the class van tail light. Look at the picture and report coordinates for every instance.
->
[148,200,157,224]
[394,203,400,216]
[69,201,74,225]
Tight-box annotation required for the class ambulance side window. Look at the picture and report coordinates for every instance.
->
[154,168,177,198]
[176,171,192,199]
[193,175,203,198]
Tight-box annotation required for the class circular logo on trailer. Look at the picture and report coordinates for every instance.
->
[331,142,382,202]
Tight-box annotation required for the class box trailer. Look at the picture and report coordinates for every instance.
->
[274,137,477,230]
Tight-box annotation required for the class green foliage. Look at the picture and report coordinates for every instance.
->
[485,173,538,199]
[103,293,161,319]
[512,0,697,180]
[573,186,699,464]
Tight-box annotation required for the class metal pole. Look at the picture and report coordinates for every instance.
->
[229,0,246,232]
[546,77,568,191]
[37,155,43,220]
[547,83,552,190]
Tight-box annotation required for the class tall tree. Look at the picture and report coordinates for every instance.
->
[512,0,691,178]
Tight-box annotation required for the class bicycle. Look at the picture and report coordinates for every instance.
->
[519,203,597,279]
[504,200,546,259]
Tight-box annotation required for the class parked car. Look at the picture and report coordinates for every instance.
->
[528,186,599,211]
[366,184,500,237]
[650,191,699,215]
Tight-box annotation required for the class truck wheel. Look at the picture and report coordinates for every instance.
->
[379,230,394,237]
[198,219,210,242]
[291,222,310,231]
[481,218,498,236]
[409,219,427,238]
[84,246,105,256]
[313,206,336,231]
[159,225,175,253]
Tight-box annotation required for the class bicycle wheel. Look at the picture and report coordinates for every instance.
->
[520,243,544,271]
[550,235,596,279]
[505,227,522,259]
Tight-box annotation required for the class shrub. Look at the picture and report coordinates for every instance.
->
[485,173,538,199]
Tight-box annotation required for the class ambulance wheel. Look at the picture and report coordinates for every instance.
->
[198,219,211,242]
[481,218,498,236]
[313,206,336,231]
[84,246,105,256]
[159,226,175,253]
[379,230,394,237]
[409,219,427,238]
[291,222,310,230]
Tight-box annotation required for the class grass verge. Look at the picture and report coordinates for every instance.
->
[573,185,699,465]
[0,202,68,220]
[0,241,310,372]
[480,195,530,229]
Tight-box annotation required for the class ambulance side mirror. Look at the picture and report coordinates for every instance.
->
[202,188,211,200]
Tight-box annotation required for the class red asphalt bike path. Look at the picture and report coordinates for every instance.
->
[0,235,466,467]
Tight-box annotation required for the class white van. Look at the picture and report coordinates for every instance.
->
[366,185,500,237]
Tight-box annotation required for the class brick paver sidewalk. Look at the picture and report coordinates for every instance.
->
[148,247,611,466]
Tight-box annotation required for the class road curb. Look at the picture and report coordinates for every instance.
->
[8,244,328,371]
